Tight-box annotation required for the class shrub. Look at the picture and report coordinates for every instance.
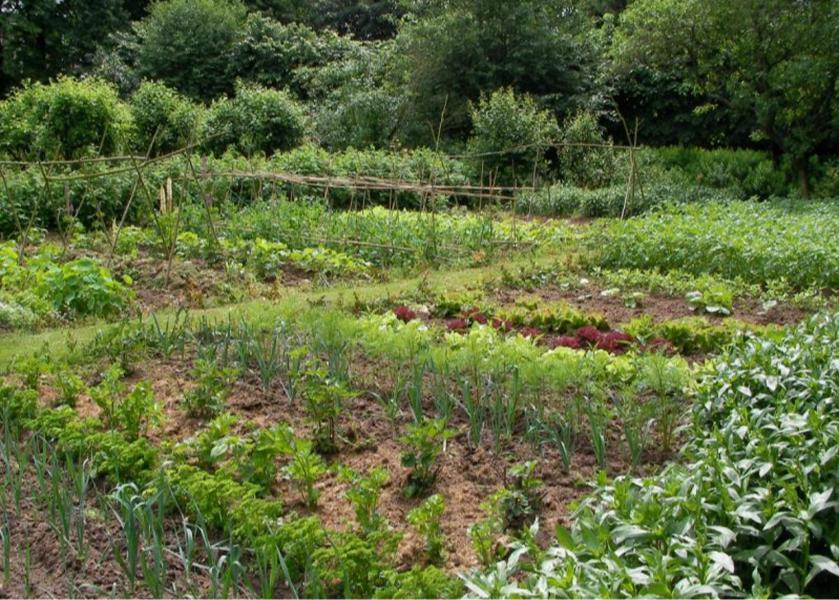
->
[558,110,616,188]
[136,0,248,100]
[203,83,308,156]
[0,77,132,160]
[129,81,203,155]
[316,88,402,150]
[467,88,559,187]
[813,157,839,198]
[643,146,789,198]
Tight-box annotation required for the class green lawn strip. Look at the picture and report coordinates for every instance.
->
[0,251,561,367]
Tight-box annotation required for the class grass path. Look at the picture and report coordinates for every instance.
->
[0,252,559,367]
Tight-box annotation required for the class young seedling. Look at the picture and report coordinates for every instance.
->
[183,358,238,418]
[337,465,389,534]
[407,494,446,564]
[400,418,455,498]
[302,371,356,454]
[490,461,544,531]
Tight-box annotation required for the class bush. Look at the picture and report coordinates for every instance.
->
[0,77,132,160]
[558,110,617,188]
[316,88,403,150]
[813,157,839,198]
[137,0,248,100]
[467,88,558,187]
[643,146,789,198]
[204,83,308,156]
[129,81,203,155]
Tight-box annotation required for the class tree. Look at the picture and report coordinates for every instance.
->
[613,0,839,196]
[228,13,355,97]
[246,0,404,39]
[391,0,599,145]
[467,88,559,186]
[0,0,130,94]
[136,0,248,100]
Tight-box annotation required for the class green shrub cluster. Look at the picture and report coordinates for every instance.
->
[129,81,203,155]
[203,83,308,156]
[644,146,790,198]
[0,77,133,160]
[466,88,558,187]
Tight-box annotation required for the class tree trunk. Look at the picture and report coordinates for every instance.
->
[792,156,811,198]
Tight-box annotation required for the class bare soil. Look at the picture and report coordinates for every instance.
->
[490,284,809,327]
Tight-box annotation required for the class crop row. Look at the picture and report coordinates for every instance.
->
[587,201,839,290]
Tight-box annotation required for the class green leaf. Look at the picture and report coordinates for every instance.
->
[805,555,839,587]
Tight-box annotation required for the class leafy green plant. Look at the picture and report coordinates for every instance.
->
[488,461,544,532]
[469,518,501,569]
[90,364,125,426]
[183,358,238,418]
[589,201,839,290]
[407,494,446,564]
[39,258,133,318]
[372,565,463,599]
[88,364,162,440]
[283,437,327,507]
[338,465,390,534]
[635,353,690,452]
[15,353,49,390]
[118,382,163,441]
[468,312,839,597]
[400,418,455,498]
[685,284,733,316]
[51,365,86,407]
[302,371,356,454]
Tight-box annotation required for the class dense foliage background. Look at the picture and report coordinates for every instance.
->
[0,0,837,194]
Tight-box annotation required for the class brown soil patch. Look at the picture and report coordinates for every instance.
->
[491,285,810,328]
